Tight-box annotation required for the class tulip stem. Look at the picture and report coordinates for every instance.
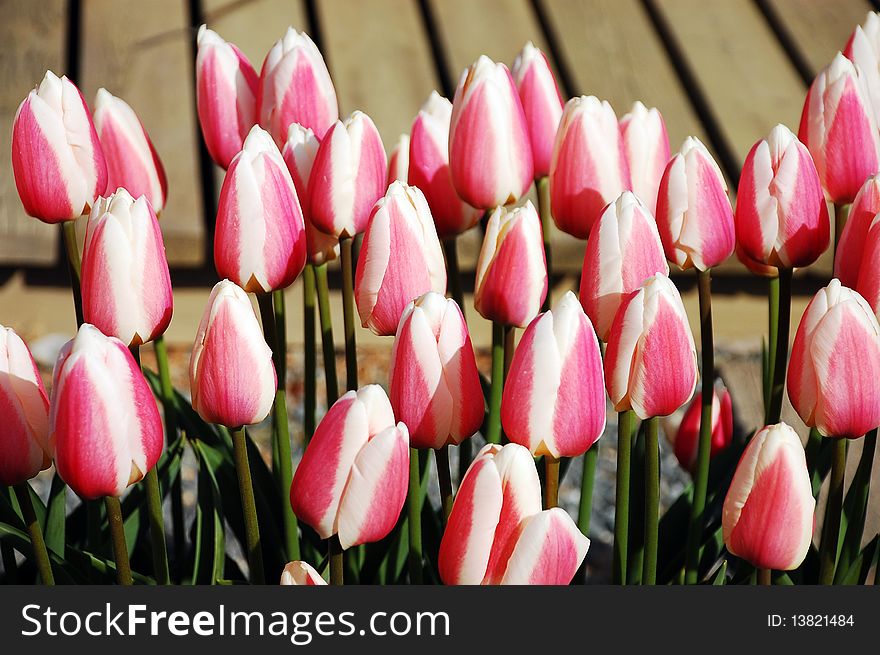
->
[758,568,772,586]
[833,203,849,270]
[303,264,317,442]
[104,496,132,585]
[613,410,635,585]
[407,448,423,584]
[61,220,84,326]
[545,456,560,509]
[487,322,505,444]
[577,443,599,536]
[435,445,454,524]
[819,439,847,585]
[457,439,472,488]
[536,176,552,313]
[685,268,715,585]
[329,535,344,585]
[643,417,660,585]
[442,237,465,317]
[340,237,358,392]
[766,269,791,425]
[315,263,340,403]
[13,483,54,585]
[836,429,877,582]
[231,426,264,584]
[154,335,182,569]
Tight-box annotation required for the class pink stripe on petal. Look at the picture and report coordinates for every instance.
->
[499,508,590,585]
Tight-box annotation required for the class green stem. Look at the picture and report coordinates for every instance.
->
[536,176,552,313]
[765,275,779,415]
[303,264,317,442]
[329,535,344,585]
[340,237,358,391]
[231,426,264,584]
[613,410,634,585]
[435,445,454,524]
[545,456,560,509]
[758,568,772,586]
[407,448,423,584]
[153,336,182,570]
[442,237,465,317]
[315,263,340,403]
[487,322,506,444]
[806,427,825,498]
[13,483,54,585]
[104,496,132,585]
[643,417,659,585]
[577,443,599,537]
[835,429,877,582]
[61,220,83,326]
[766,269,791,425]
[819,439,847,585]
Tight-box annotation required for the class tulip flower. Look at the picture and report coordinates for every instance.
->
[387,133,409,186]
[799,52,880,205]
[354,182,447,336]
[619,101,670,214]
[290,385,409,549]
[656,137,735,271]
[80,189,173,347]
[258,27,338,145]
[788,279,880,438]
[474,201,547,328]
[308,111,387,239]
[190,280,277,428]
[735,124,830,274]
[501,291,606,458]
[0,326,51,487]
[389,292,483,449]
[845,12,880,126]
[408,92,482,237]
[604,274,698,419]
[722,422,814,571]
[849,214,880,314]
[579,191,669,342]
[834,174,880,287]
[50,323,163,499]
[12,70,107,223]
[195,25,259,170]
[671,382,734,473]
[280,561,327,585]
[549,95,629,239]
[448,55,533,209]
[215,126,307,293]
[511,41,564,179]
[92,88,168,214]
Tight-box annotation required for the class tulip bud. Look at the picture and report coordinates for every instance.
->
[215,126,307,293]
[258,27,338,145]
[501,291,605,457]
[290,385,409,549]
[798,53,880,204]
[408,92,482,237]
[12,71,107,223]
[0,326,51,487]
[474,201,547,327]
[449,55,533,209]
[387,133,409,186]
[50,324,163,499]
[93,88,168,214]
[722,422,814,570]
[549,95,629,238]
[195,26,259,170]
[604,274,698,419]
[656,137,735,271]
[511,41,564,179]
[280,561,326,585]
[619,101,670,214]
[851,215,880,315]
[389,292,484,449]
[308,111,387,239]
[735,124,830,274]
[787,279,880,438]
[834,175,880,287]
[282,123,339,265]
[579,191,669,342]
[844,12,880,125]
[670,382,733,473]
[190,280,277,428]
[354,182,446,336]
[81,189,173,347]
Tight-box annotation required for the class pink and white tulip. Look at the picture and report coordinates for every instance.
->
[0,326,51,487]
[258,27,338,145]
[722,422,814,570]
[579,191,669,342]
[850,215,880,315]
[81,189,173,347]
[449,56,533,209]
[354,182,446,336]
[501,291,605,458]
[549,95,629,239]
[474,201,547,327]
[844,12,880,126]
[308,111,387,239]
[656,137,735,271]
[50,324,163,499]
[671,382,734,473]
[12,71,107,223]
[280,561,326,586]
[290,385,409,549]
[215,126,306,293]
[619,101,670,214]
[389,292,484,449]
[787,279,880,438]
[604,274,698,419]
[195,25,258,170]
[834,175,880,287]
[92,88,168,214]
[190,280,276,428]
[387,133,409,186]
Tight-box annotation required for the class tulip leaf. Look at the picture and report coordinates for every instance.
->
[43,474,67,556]
[191,442,226,585]
[834,430,877,584]
[836,534,880,585]
[710,559,727,585]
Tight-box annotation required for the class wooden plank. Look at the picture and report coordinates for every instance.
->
[0,0,66,265]
[79,0,205,266]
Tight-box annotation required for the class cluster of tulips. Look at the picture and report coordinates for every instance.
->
[3,12,880,587]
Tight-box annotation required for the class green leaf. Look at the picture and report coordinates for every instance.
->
[710,560,727,585]
[191,442,226,585]
[44,475,67,556]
